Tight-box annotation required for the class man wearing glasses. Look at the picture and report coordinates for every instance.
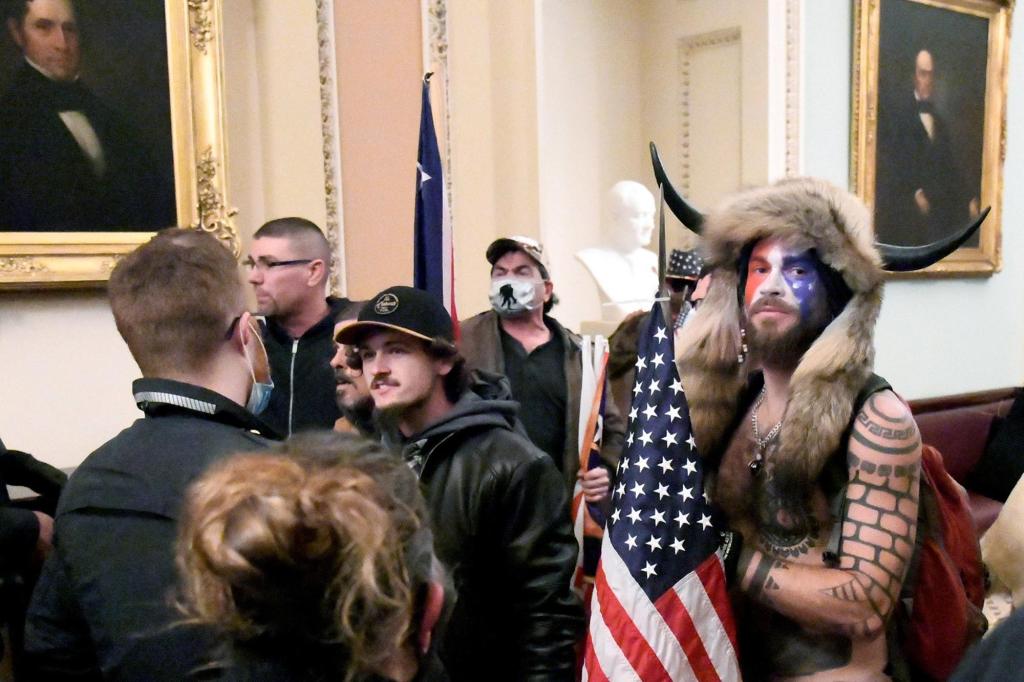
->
[246,217,356,436]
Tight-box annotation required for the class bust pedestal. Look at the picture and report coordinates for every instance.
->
[576,247,659,322]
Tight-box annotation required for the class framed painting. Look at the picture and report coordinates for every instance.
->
[0,0,237,288]
[852,0,1011,277]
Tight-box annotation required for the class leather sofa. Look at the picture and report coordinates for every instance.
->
[909,387,1018,535]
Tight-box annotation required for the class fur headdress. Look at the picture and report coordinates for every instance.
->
[677,177,883,495]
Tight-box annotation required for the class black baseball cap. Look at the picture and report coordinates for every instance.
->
[335,286,454,345]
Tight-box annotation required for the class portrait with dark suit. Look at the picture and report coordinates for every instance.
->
[0,0,175,232]
[872,0,988,248]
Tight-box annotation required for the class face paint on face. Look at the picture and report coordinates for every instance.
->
[744,239,825,323]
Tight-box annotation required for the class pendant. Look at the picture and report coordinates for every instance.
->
[748,456,763,475]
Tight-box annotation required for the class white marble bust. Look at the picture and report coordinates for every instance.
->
[576,180,659,321]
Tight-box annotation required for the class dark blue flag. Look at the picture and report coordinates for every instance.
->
[413,73,456,322]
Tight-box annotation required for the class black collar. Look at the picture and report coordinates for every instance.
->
[12,61,93,112]
[132,378,280,439]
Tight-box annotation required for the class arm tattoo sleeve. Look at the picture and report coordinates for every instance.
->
[821,393,921,637]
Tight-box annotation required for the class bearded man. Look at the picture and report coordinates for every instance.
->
[652,159,985,680]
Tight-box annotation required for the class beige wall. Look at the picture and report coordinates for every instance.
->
[224,0,327,265]
[537,0,646,330]
[335,0,423,300]
[0,291,140,469]
[447,1,540,318]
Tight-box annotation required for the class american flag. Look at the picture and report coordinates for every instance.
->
[583,302,739,681]
[413,73,458,331]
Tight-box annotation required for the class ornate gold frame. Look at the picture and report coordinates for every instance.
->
[851,0,1012,277]
[0,0,237,289]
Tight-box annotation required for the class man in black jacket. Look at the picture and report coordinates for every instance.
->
[246,217,356,436]
[338,286,582,681]
[24,229,276,680]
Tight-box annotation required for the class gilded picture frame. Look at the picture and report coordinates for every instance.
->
[852,0,1011,277]
[0,0,237,289]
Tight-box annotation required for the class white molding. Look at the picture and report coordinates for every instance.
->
[315,0,346,295]
[785,0,802,177]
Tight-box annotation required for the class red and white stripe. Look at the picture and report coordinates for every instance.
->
[583,534,740,682]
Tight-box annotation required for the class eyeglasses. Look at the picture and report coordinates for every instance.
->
[243,257,314,272]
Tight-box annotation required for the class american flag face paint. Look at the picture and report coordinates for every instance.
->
[744,238,824,322]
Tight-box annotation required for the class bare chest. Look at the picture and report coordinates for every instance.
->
[714,420,834,562]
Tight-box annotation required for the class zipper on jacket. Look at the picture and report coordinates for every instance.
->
[288,339,299,436]
[415,432,458,479]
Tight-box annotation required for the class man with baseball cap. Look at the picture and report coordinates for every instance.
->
[459,236,624,505]
[336,285,582,681]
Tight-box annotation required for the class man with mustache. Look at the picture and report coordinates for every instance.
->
[330,313,375,437]
[337,286,582,681]
[674,179,924,680]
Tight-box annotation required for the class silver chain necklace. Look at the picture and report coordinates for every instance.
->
[749,385,782,474]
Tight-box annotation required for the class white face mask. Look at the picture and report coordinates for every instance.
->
[489,277,543,316]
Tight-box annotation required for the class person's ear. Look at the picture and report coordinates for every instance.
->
[542,280,554,303]
[234,311,254,352]
[417,580,445,655]
[306,259,326,287]
[434,355,455,378]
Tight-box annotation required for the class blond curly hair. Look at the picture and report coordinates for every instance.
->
[176,432,433,681]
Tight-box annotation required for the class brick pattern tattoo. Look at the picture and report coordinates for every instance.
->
[821,394,921,637]
[742,391,922,654]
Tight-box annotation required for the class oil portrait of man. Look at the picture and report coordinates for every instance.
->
[0,0,175,232]
[872,0,987,248]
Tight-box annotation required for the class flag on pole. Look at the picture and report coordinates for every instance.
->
[572,335,610,601]
[414,72,458,330]
[582,301,740,681]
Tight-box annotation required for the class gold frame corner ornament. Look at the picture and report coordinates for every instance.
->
[851,0,1012,278]
[0,0,237,289]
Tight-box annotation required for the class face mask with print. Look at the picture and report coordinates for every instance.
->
[489,277,542,316]
[244,326,275,414]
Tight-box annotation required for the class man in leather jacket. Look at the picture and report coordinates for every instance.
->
[338,286,583,682]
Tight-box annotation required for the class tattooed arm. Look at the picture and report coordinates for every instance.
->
[736,390,921,639]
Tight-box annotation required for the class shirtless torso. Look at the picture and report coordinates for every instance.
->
[714,388,921,682]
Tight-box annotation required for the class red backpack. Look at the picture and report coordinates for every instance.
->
[900,443,986,680]
[831,375,987,681]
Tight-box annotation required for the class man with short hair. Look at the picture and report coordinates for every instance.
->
[460,236,624,504]
[337,286,582,681]
[0,0,174,230]
[247,217,355,436]
[25,228,276,680]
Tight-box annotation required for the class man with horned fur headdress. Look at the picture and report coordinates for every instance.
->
[675,178,923,680]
